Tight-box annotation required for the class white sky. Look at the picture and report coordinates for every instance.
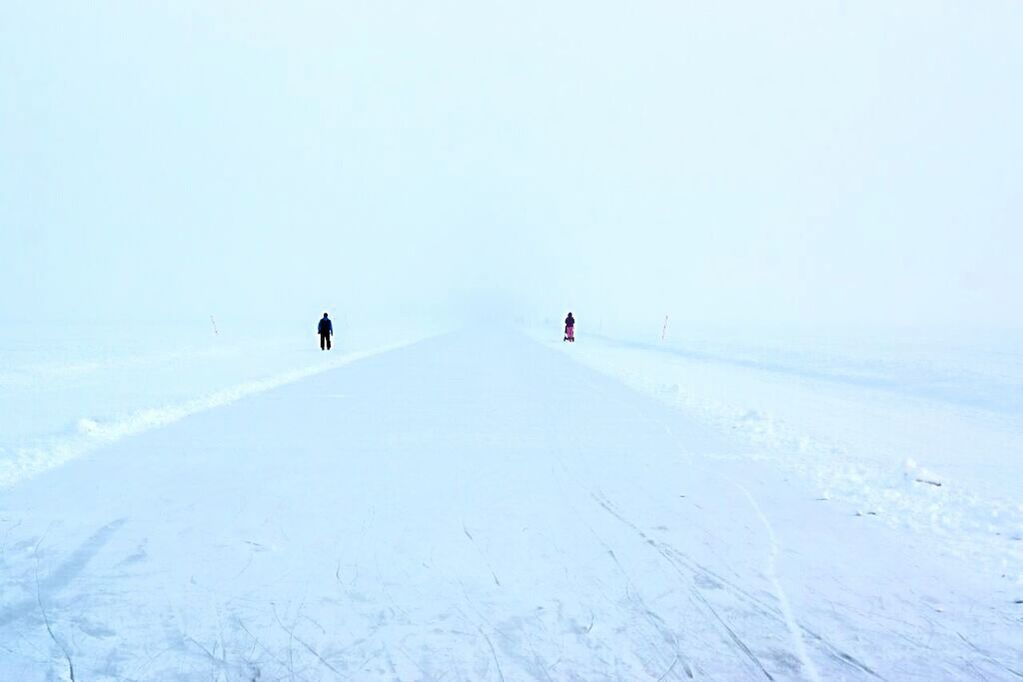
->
[2,1,1020,329]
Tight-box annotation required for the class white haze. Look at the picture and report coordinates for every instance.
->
[2,1,1021,332]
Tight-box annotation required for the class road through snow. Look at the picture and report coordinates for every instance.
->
[1,332,1019,680]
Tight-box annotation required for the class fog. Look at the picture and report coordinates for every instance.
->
[2,1,1021,331]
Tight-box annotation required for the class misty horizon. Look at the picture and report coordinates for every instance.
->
[3,2,1020,330]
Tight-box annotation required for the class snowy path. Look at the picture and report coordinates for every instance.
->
[1,332,1019,680]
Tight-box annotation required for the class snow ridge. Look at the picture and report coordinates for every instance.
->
[554,333,1023,583]
[0,342,413,488]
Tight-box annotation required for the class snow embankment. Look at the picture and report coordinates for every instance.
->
[550,331,1023,584]
[0,328,424,487]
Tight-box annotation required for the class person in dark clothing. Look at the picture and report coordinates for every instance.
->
[318,313,333,350]
[564,312,575,342]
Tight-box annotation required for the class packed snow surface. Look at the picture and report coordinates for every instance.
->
[1,330,1021,679]
[0,322,425,487]
[556,330,1023,584]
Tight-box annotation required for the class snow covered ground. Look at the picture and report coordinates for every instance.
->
[2,329,1021,679]
[0,321,429,487]
[549,329,1023,586]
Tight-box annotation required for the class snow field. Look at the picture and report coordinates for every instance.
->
[1,330,1021,679]
[550,332,1023,586]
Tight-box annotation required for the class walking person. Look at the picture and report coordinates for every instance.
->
[564,312,575,342]
[318,312,333,350]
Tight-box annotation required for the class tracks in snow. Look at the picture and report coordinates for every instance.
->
[589,489,878,680]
